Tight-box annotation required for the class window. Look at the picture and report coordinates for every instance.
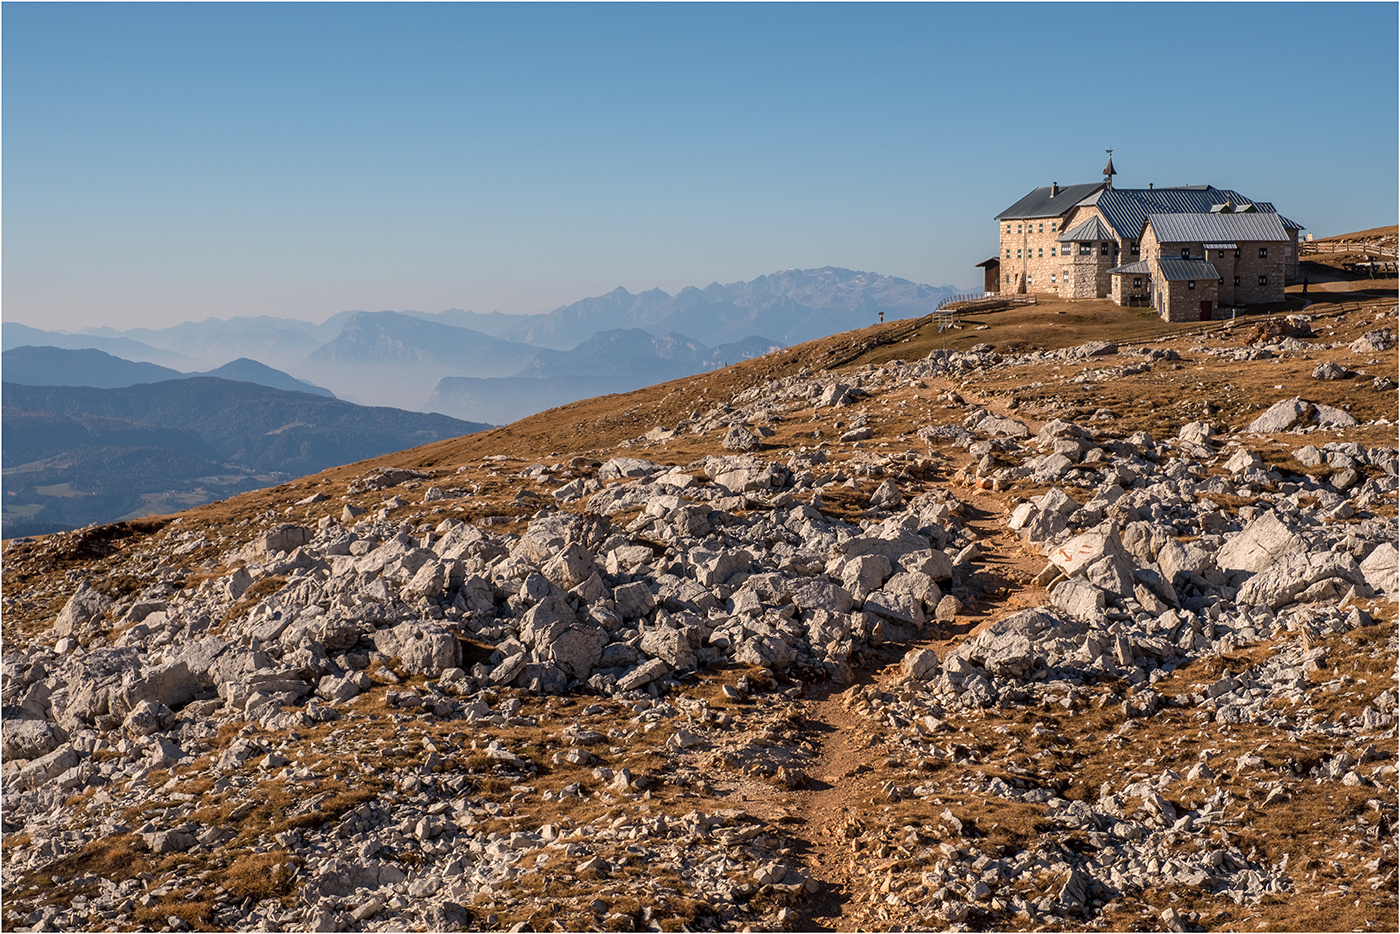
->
[1188,280,1196,290]
[1037,248,1043,257]
[1018,224,1023,233]
[1181,247,1191,259]
[1005,274,1011,283]
[1027,275,1033,284]
[1233,276,1240,286]
[1017,249,1022,258]
[1259,247,1268,258]
[1234,248,1241,258]
[1062,270,1069,283]
[1051,247,1057,257]
[1259,275,1268,286]
[1006,249,1012,258]
[1131,242,1140,256]
[1100,243,1109,256]
[1038,223,1044,233]
[1218,278,1224,286]
[1079,243,1092,255]
[1218,251,1226,258]
[1133,277,1142,288]
[1050,223,1057,231]
[1006,224,1011,233]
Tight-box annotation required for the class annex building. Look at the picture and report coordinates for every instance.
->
[978,156,1304,322]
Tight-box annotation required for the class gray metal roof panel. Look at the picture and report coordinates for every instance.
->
[1057,216,1116,242]
[1108,261,1152,275]
[996,182,1107,220]
[1145,212,1289,243]
[1202,242,1238,250]
[1093,187,1281,238]
[1157,258,1220,281]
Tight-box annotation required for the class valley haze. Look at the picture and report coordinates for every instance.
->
[4,267,966,417]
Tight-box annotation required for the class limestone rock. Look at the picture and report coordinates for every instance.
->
[901,647,941,681]
[1359,542,1398,597]
[1216,511,1305,574]
[373,621,463,675]
[53,582,113,639]
[1047,526,1135,597]
[0,718,65,761]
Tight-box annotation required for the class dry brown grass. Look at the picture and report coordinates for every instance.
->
[1,249,1393,932]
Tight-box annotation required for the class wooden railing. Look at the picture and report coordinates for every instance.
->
[1300,239,1398,258]
[937,294,1037,314]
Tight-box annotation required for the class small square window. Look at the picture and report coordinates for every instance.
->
[1051,247,1057,257]
[1233,275,1240,286]
[1218,278,1224,286]
[1050,223,1057,231]
[1100,243,1109,256]
[1188,280,1196,290]
[1017,249,1022,258]
[1259,247,1268,258]
[1062,271,1069,283]
[1234,249,1241,258]
[1133,277,1142,288]
[1181,247,1191,259]
[1131,242,1140,256]
[1006,225,1011,233]
[1259,275,1268,286]
[1027,275,1033,284]
[1079,243,1092,255]
[1006,249,1011,258]
[1037,248,1043,257]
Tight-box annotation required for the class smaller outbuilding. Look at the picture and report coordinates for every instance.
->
[1153,257,1220,322]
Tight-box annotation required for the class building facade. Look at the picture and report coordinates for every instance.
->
[986,159,1303,320]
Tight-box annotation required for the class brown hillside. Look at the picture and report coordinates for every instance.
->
[2,248,1396,933]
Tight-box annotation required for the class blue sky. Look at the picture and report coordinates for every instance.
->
[4,2,1396,330]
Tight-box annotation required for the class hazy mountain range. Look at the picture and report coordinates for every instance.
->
[2,346,335,396]
[2,267,962,535]
[4,267,964,418]
[2,377,487,539]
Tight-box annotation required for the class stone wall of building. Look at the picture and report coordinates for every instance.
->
[1160,276,1220,323]
[1143,233,1286,307]
[1056,204,1131,298]
[997,215,1073,296]
[1111,270,1151,306]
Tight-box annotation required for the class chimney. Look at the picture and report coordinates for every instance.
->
[1050,181,1059,197]
[1148,182,1153,189]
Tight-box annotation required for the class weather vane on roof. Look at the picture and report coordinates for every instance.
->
[1103,149,1117,188]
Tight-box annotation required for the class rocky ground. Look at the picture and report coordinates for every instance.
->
[2,292,1397,933]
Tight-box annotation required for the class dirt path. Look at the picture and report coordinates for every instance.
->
[763,479,1048,929]
[785,687,876,930]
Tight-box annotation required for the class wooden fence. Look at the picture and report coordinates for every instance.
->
[1300,239,1398,258]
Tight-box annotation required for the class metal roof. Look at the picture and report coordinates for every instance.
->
[1092,187,1283,238]
[1057,216,1116,242]
[1144,212,1289,243]
[1108,261,1152,275]
[1202,242,1238,250]
[996,182,1106,220]
[1279,215,1304,231]
[975,257,1001,268]
[1157,258,1220,281]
